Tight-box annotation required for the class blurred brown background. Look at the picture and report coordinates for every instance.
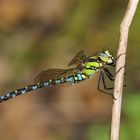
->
[0,0,140,140]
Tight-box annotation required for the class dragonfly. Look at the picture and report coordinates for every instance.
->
[0,50,115,103]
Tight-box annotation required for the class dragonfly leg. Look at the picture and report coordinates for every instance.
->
[104,68,113,77]
[97,71,116,99]
[104,68,114,81]
[105,65,126,79]
[115,66,125,75]
[115,67,127,88]
[116,53,126,61]
[110,53,126,67]
[114,53,126,74]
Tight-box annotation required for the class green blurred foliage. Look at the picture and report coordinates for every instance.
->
[86,92,140,140]
[0,0,140,140]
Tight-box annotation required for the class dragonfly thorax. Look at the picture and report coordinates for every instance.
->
[82,61,102,76]
[82,50,114,76]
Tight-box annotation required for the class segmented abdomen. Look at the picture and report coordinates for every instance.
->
[0,73,88,102]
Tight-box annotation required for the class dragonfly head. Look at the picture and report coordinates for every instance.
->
[98,50,114,65]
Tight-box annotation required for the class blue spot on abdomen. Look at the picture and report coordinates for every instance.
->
[32,85,38,90]
[43,82,49,86]
[68,77,74,82]
[21,90,26,94]
[77,74,82,81]
[55,80,61,84]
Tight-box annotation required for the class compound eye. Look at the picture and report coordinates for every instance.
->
[99,53,108,60]
[98,53,108,63]
[99,53,106,57]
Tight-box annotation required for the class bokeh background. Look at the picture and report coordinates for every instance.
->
[0,0,140,140]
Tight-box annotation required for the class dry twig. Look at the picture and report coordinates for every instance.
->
[110,0,139,140]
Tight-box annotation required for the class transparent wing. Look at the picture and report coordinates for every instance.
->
[68,50,86,67]
[34,68,79,83]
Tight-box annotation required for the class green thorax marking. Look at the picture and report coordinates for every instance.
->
[82,61,104,76]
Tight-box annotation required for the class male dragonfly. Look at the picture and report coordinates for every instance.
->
[0,50,115,103]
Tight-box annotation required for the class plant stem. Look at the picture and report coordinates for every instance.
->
[110,0,139,140]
